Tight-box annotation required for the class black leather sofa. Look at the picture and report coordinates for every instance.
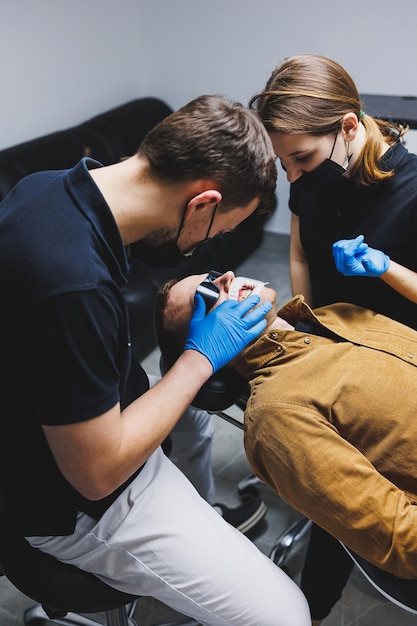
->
[0,97,270,360]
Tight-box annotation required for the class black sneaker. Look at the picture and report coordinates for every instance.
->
[213,489,267,534]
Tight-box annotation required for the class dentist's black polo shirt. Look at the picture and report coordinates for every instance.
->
[0,158,148,536]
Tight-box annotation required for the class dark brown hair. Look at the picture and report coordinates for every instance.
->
[153,279,190,369]
[139,94,277,213]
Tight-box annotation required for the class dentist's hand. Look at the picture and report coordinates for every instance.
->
[332,235,390,277]
[184,293,272,373]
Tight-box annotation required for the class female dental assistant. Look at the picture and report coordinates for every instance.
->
[250,53,417,624]
[251,53,417,328]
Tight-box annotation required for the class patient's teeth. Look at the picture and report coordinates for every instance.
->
[229,276,268,301]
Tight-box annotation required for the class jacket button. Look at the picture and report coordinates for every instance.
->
[304,337,311,344]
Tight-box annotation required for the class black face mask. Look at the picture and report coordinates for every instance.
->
[294,159,346,192]
[131,202,219,269]
[294,133,349,193]
[130,203,190,268]
[131,239,188,268]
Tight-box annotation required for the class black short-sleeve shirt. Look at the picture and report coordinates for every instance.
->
[0,158,148,535]
[289,142,417,329]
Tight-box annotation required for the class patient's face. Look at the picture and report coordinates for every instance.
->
[167,271,277,328]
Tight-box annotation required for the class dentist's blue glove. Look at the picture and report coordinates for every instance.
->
[185,293,272,373]
[332,235,390,277]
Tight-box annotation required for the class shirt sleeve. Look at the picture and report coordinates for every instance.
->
[22,288,125,425]
[244,401,417,578]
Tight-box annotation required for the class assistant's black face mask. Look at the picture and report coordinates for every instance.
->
[294,158,346,192]
[294,133,349,193]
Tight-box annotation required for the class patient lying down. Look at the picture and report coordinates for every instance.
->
[154,269,417,579]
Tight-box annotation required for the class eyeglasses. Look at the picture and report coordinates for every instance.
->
[195,270,222,311]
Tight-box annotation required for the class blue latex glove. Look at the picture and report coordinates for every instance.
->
[332,235,390,277]
[184,293,272,373]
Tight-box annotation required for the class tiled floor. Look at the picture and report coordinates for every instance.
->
[1,232,416,625]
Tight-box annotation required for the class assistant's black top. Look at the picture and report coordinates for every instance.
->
[289,142,417,330]
[0,158,148,536]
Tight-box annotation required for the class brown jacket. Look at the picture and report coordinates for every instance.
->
[235,296,417,578]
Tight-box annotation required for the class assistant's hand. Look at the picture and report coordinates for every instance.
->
[184,293,272,373]
[332,235,390,277]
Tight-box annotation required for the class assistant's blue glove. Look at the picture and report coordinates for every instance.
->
[184,293,272,373]
[332,235,390,277]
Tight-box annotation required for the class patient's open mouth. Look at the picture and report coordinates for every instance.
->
[229,276,268,302]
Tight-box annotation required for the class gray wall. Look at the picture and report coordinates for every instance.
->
[2,0,417,233]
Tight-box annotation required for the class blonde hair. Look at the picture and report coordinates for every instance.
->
[250,54,408,186]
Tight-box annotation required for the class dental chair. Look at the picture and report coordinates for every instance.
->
[188,362,417,615]
[341,546,417,614]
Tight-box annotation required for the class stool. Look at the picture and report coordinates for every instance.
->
[189,363,417,614]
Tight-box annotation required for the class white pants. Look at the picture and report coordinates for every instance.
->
[148,374,216,504]
[27,447,309,625]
